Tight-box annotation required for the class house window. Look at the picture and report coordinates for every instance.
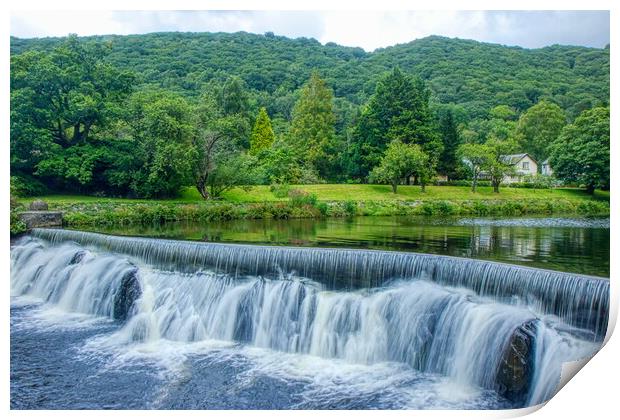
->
[522,161,529,170]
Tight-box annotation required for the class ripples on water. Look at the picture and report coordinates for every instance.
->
[455,217,610,228]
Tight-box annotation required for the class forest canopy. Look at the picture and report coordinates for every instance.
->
[10,32,610,197]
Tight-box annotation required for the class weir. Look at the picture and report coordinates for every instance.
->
[10,229,610,407]
[29,228,609,339]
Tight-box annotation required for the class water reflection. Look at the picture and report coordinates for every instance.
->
[86,216,609,277]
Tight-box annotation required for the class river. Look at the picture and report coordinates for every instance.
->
[10,216,609,409]
[87,215,610,277]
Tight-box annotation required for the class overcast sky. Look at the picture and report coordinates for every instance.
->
[10,10,610,51]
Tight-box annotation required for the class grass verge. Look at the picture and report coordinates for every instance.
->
[12,185,609,229]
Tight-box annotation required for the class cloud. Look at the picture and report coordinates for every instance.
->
[10,10,610,50]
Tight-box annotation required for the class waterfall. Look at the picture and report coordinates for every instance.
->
[10,240,139,321]
[11,230,609,407]
[29,228,609,339]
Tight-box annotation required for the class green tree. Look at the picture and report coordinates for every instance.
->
[548,107,609,194]
[485,137,519,193]
[10,35,134,192]
[489,105,518,121]
[515,100,566,167]
[370,139,430,193]
[351,67,442,180]
[220,76,251,117]
[254,141,305,184]
[289,71,336,178]
[126,91,197,198]
[211,76,253,149]
[457,143,494,193]
[203,153,258,199]
[193,93,255,199]
[250,107,275,155]
[437,109,461,180]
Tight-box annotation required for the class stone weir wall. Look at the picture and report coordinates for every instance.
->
[18,200,63,229]
[19,211,63,229]
[30,228,610,341]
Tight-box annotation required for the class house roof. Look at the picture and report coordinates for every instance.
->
[500,153,537,165]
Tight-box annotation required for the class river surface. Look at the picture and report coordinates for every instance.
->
[10,217,609,410]
[88,215,610,277]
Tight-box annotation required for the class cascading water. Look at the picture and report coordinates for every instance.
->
[10,229,609,409]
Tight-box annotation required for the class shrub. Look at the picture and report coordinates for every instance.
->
[472,201,491,215]
[343,200,357,216]
[270,203,293,219]
[10,196,23,211]
[501,201,525,215]
[205,203,239,221]
[269,183,291,198]
[419,202,436,216]
[434,201,455,215]
[246,203,271,219]
[507,175,555,189]
[10,212,27,235]
[288,189,318,207]
[10,175,47,197]
[290,204,322,218]
[434,180,491,187]
[297,167,323,184]
[315,202,329,216]
[576,200,609,215]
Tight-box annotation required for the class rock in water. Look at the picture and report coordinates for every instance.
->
[29,200,48,211]
[495,321,537,405]
[69,251,86,265]
[113,269,141,321]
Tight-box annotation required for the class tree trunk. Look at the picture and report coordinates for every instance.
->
[72,123,82,142]
[472,174,478,193]
[586,183,595,195]
[421,182,426,193]
[392,182,398,193]
[196,180,209,200]
[493,182,500,193]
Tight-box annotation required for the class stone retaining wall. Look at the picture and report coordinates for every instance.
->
[19,211,63,228]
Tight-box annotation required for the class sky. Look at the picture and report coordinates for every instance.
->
[10,10,610,51]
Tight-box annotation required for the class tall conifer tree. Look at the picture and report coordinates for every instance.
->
[350,67,442,180]
[250,107,275,155]
[289,71,336,177]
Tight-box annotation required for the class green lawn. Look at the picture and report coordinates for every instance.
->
[19,184,609,206]
[219,184,610,203]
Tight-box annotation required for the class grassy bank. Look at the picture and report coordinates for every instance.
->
[18,184,610,205]
[14,185,609,228]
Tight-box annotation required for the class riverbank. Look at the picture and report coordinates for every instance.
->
[12,185,609,229]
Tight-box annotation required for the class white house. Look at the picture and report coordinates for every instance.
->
[500,153,538,184]
[541,159,553,176]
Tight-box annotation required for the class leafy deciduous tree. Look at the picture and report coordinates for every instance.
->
[127,91,197,198]
[10,35,135,192]
[485,137,519,193]
[370,139,430,193]
[457,143,493,193]
[548,107,609,194]
[192,90,261,199]
[515,100,566,167]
